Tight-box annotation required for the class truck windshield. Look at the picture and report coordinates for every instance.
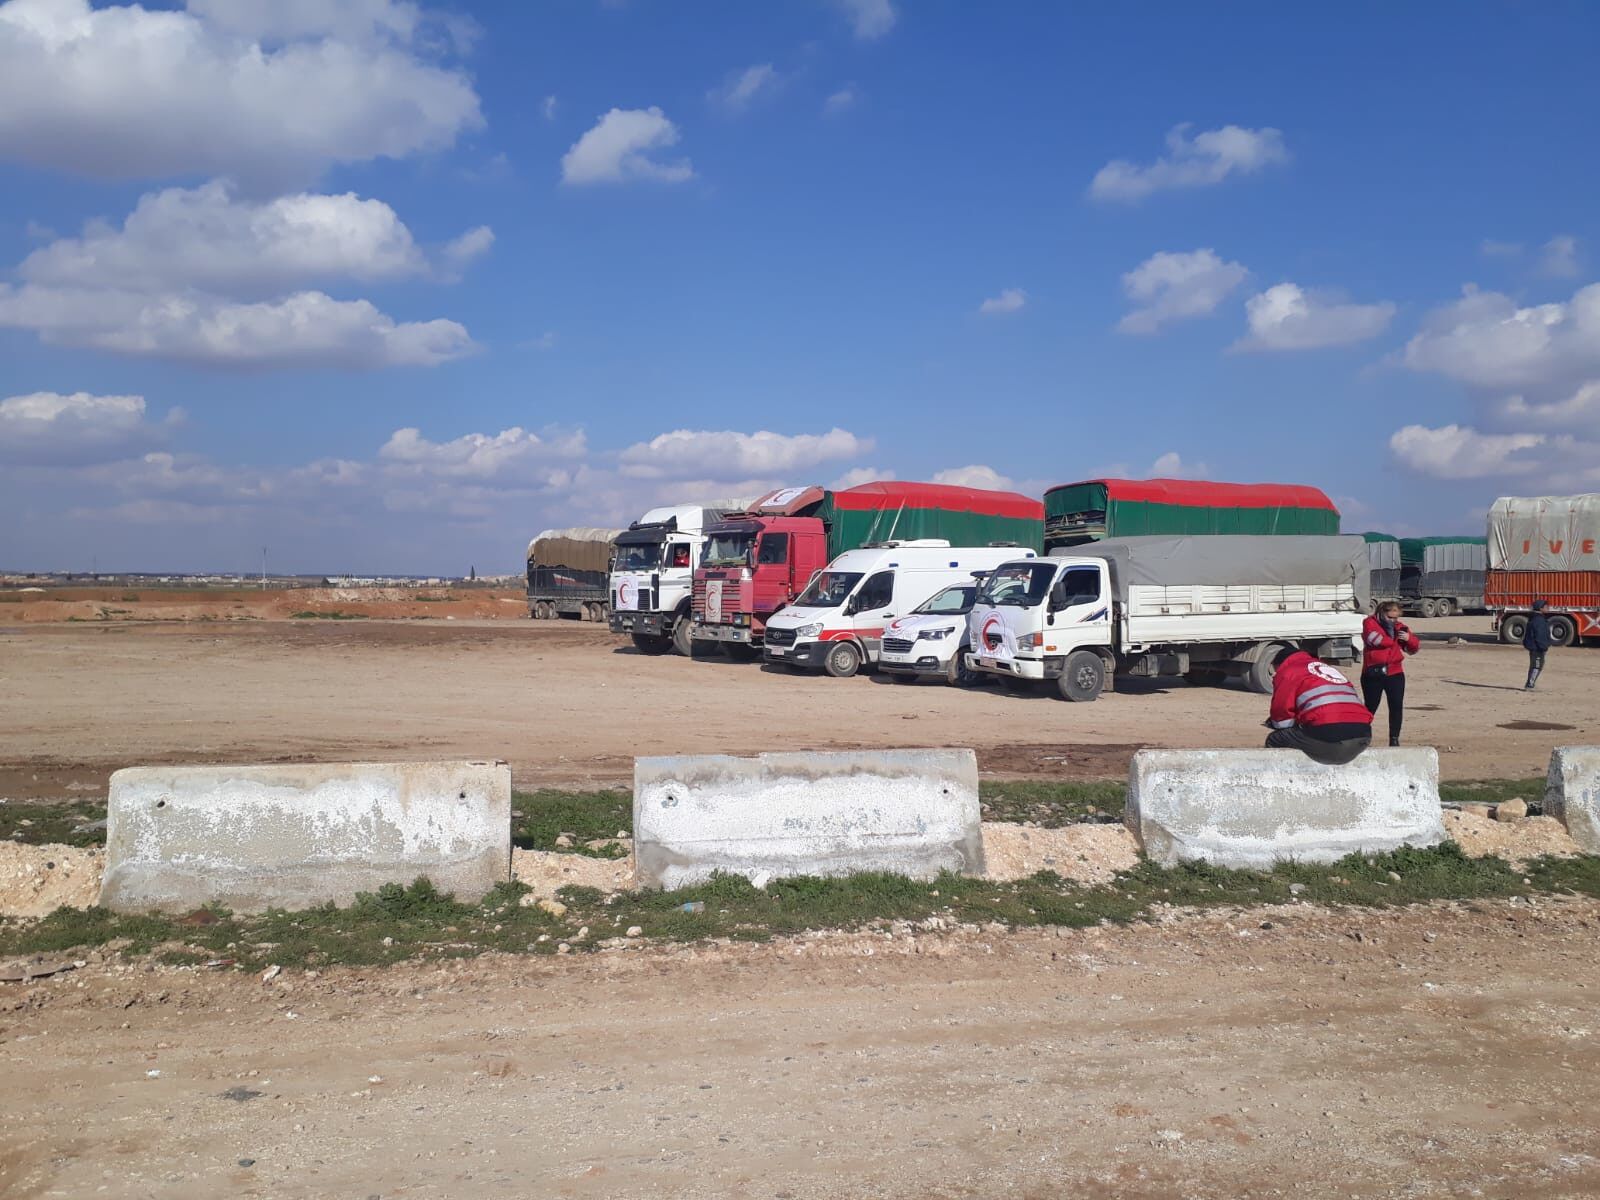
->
[914,585,976,616]
[978,562,1055,607]
[795,571,864,608]
[702,533,755,567]
[614,541,662,571]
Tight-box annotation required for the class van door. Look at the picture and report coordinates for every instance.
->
[848,569,896,658]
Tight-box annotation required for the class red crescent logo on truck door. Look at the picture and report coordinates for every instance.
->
[980,614,1004,651]
[618,580,631,605]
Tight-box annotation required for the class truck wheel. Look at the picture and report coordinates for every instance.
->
[1245,647,1282,695]
[1501,615,1529,645]
[823,641,862,678]
[670,615,695,657]
[1419,598,1438,618]
[1549,615,1577,647]
[1055,650,1105,702]
[1436,597,1456,617]
[631,632,670,654]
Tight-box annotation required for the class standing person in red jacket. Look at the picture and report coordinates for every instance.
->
[1361,601,1419,746]
[1264,646,1374,764]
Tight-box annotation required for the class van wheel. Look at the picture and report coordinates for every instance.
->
[823,641,862,678]
[1246,647,1282,695]
[946,654,977,688]
[1549,614,1577,647]
[1056,651,1105,702]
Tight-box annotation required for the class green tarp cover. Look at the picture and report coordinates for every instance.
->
[814,498,1043,559]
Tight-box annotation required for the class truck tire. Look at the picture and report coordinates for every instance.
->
[1436,597,1456,617]
[1246,646,1282,695]
[1055,650,1105,702]
[1549,614,1577,648]
[1419,597,1439,618]
[823,641,862,679]
[671,615,694,657]
[1501,614,1528,645]
[631,632,671,654]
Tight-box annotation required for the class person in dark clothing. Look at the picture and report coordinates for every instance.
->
[1524,600,1553,690]
[1264,646,1374,765]
[1361,601,1418,747]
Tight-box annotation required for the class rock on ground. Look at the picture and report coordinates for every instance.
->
[1443,808,1579,866]
[0,842,104,918]
[511,848,635,898]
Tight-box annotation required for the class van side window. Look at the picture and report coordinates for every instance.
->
[854,570,894,612]
[1055,567,1101,608]
[756,533,789,566]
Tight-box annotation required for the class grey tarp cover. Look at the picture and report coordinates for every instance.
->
[526,528,623,574]
[1420,542,1487,573]
[1488,495,1600,570]
[1366,540,1400,571]
[1055,534,1370,610]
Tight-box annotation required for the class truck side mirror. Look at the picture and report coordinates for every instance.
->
[1048,582,1068,612]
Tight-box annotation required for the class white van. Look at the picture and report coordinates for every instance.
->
[763,543,1036,678]
[877,579,990,685]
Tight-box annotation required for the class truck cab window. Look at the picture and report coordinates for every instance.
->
[853,571,895,613]
[668,543,691,568]
[756,533,789,566]
[1051,567,1102,610]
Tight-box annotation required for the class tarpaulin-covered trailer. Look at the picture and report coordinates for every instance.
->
[526,527,622,621]
[1043,478,1340,550]
[1486,494,1600,646]
[1364,533,1401,606]
[1396,537,1487,617]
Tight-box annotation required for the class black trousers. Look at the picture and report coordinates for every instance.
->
[1265,726,1371,765]
[1361,670,1405,742]
[1527,648,1546,678]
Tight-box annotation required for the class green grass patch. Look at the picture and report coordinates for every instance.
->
[0,844,1577,973]
[979,779,1128,826]
[0,800,106,847]
[512,789,632,855]
[1439,778,1544,808]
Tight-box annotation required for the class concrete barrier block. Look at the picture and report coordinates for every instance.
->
[1544,747,1600,854]
[1126,748,1443,869]
[634,749,983,890]
[100,761,511,914]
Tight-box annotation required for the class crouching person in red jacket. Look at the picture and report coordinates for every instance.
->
[1264,646,1374,765]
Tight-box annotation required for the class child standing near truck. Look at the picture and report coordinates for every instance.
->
[1524,599,1552,690]
[1361,602,1418,746]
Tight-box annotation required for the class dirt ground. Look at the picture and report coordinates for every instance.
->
[3,897,1600,1199]
[0,612,1591,797]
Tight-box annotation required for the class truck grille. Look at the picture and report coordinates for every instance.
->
[882,637,915,655]
[692,576,742,621]
[765,627,796,647]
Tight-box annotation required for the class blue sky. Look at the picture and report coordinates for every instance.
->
[2,0,1598,573]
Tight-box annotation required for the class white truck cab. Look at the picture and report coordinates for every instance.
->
[609,504,732,656]
[966,536,1367,701]
[764,543,1035,678]
[876,579,994,686]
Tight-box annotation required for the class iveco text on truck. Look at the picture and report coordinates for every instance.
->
[609,504,737,655]
[692,482,1044,652]
[526,528,621,622]
[1487,493,1600,647]
[763,543,1034,677]
[965,535,1367,701]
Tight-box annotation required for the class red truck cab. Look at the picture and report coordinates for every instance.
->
[692,489,832,652]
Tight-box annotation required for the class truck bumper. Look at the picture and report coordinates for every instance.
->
[694,621,753,645]
[764,640,826,668]
[966,653,1049,680]
[610,611,670,637]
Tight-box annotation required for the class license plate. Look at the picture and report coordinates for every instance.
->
[769,647,786,656]
[979,657,994,668]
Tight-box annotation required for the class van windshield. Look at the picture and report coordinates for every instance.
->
[978,562,1055,607]
[914,585,976,616]
[701,533,754,567]
[795,571,863,608]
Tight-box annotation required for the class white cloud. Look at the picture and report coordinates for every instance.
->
[1116,249,1247,334]
[930,464,1016,491]
[978,288,1027,316]
[379,426,587,483]
[823,85,859,116]
[1539,234,1580,279]
[618,427,872,479]
[560,107,693,185]
[1089,124,1288,203]
[830,465,893,489]
[441,225,494,273]
[0,0,483,189]
[1501,380,1600,427]
[542,95,558,121]
[0,284,476,369]
[0,391,175,465]
[1150,451,1210,479]
[1402,283,1600,396]
[1388,424,1546,479]
[14,180,478,296]
[709,63,780,114]
[1233,282,1395,351]
[833,0,895,40]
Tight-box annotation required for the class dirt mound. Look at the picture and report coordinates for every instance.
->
[981,822,1139,884]
[1443,808,1580,865]
[0,842,103,917]
[512,847,635,897]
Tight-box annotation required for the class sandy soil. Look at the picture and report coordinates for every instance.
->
[4,897,1600,1199]
[0,615,1591,797]
[0,584,527,625]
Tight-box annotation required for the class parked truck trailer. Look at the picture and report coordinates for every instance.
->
[1397,537,1486,618]
[1487,493,1600,647]
[691,482,1044,651]
[1044,478,1340,551]
[1365,533,1401,610]
[965,535,1367,701]
[608,504,739,656]
[526,528,621,621]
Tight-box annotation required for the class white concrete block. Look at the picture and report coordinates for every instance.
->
[100,760,511,913]
[1126,748,1443,869]
[1544,747,1600,854]
[634,749,983,890]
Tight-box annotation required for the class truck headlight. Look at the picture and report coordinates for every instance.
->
[917,627,952,641]
[796,622,823,637]
[1017,631,1043,650]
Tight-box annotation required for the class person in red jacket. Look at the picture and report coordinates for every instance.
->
[1264,646,1374,764]
[1361,601,1419,747]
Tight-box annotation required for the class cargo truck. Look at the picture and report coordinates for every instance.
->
[1044,478,1340,551]
[1365,533,1401,609]
[965,535,1367,701]
[691,481,1044,653]
[608,504,738,656]
[1487,493,1600,647]
[526,528,621,621]
[1397,537,1487,617]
